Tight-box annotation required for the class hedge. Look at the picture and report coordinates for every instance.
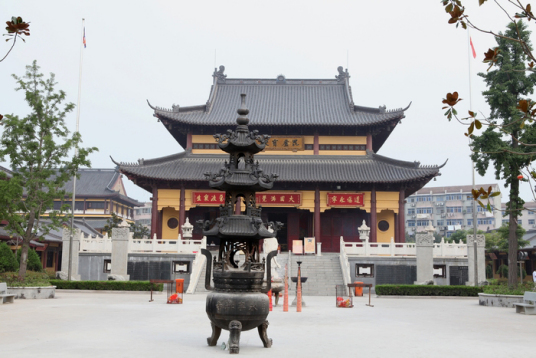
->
[50,280,163,291]
[375,285,483,297]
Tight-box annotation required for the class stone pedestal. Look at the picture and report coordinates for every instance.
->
[58,228,81,280]
[414,231,434,284]
[316,242,322,256]
[109,227,130,281]
[466,234,486,286]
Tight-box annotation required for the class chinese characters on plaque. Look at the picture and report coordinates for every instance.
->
[263,136,304,151]
[326,193,364,207]
[304,237,315,254]
[192,192,301,206]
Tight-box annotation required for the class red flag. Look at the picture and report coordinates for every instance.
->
[83,27,86,48]
[470,37,476,59]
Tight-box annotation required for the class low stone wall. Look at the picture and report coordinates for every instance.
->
[478,293,523,308]
[8,286,56,299]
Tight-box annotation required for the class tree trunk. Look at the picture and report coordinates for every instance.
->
[18,209,36,281]
[508,133,520,289]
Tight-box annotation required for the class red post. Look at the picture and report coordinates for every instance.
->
[366,133,373,152]
[150,186,158,239]
[399,189,406,243]
[268,289,273,311]
[297,266,302,312]
[179,185,185,230]
[283,265,289,312]
[370,187,377,243]
[314,187,321,245]
[313,131,319,155]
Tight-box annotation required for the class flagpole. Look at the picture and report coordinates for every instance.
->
[468,29,478,286]
[68,18,85,281]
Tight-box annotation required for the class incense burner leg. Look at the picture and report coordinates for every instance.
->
[257,320,272,348]
[207,322,222,346]
[228,320,242,354]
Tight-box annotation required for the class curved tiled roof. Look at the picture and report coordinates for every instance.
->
[116,151,442,185]
[150,73,407,127]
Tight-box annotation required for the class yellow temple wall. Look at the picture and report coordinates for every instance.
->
[377,210,395,243]
[162,207,180,240]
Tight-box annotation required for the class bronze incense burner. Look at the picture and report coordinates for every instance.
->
[198,94,281,354]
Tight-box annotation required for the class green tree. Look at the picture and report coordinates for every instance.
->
[102,212,123,237]
[16,248,42,272]
[129,222,150,239]
[471,21,536,288]
[485,224,527,252]
[447,230,467,244]
[0,242,18,272]
[0,61,97,281]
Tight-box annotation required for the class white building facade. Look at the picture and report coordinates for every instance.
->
[405,184,502,238]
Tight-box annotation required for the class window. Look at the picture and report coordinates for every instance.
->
[502,219,509,225]
[467,219,473,226]
[409,198,415,203]
[87,201,105,209]
[417,196,432,202]
[528,210,535,215]
[53,201,63,210]
[435,196,445,201]
[466,195,473,201]
[518,220,522,225]
[74,202,85,210]
[172,261,190,273]
[465,207,473,213]
[433,265,447,278]
[355,264,374,278]
[407,208,415,215]
[167,218,179,229]
[378,220,389,232]
[417,220,429,226]
[436,220,444,226]
[446,194,462,200]
[447,206,462,213]
[417,207,433,214]
[446,232,453,238]
[529,219,535,225]
[103,259,111,273]
[477,218,494,225]
[407,220,416,227]
[447,219,463,225]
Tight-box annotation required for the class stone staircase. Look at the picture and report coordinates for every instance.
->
[192,252,343,296]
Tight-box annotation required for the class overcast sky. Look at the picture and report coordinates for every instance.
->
[1,0,535,204]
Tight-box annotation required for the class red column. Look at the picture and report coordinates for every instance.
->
[366,133,373,152]
[399,189,406,243]
[150,186,158,239]
[314,188,321,243]
[186,132,192,150]
[370,187,377,242]
[179,185,185,231]
[313,131,319,155]
[394,213,399,243]
[235,197,241,215]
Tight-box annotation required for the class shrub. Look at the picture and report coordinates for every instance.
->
[49,280,163,291]
[17,248,43,272]
[0,270,51,287]
[482,282,533,296]
[375,284,483,296]
[497,264,508,278]
[0,242,18,273]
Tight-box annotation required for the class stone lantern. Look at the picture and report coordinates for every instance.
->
[358,220,370,242]
[181,217,193,238]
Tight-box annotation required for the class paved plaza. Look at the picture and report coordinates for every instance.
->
[1,291,535,357]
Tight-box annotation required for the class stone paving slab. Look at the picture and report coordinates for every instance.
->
[1,292,535,357]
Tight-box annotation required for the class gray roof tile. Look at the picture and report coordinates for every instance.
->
[118,151,441,184]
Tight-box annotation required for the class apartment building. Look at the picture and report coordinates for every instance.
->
[405,184,502,238]
[500,201,536,232]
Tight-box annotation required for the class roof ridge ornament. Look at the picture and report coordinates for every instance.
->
[213,65,227,83]
[335,66,350,82]
[237,93,249,125]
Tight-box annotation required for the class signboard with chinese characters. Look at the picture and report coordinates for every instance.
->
[326,193,364,207]
[256,193,301,206]
[304,237,315,254]
[192,192,226,205]
[192,191,302,206]
[263,136,304,151]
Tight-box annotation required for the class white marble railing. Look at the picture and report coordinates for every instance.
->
[342,237,467,257]
[185,236,207,294]
[80,233,206,254]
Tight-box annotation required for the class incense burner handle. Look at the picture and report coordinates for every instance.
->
[201,249,214,291]
[261,250,278,293]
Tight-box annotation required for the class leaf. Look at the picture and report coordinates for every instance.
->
[468,121,475,134]
[487,186,492,195]
[518,99,529,112]
[475,119,482,129]
[479,0,488,5]
[477,200,485,208]
[490,192,500,197]
[468,110,476,117]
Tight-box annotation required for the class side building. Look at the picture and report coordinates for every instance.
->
[500,201,536,232]
[405,184,502,238]
[115,66,444,252]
